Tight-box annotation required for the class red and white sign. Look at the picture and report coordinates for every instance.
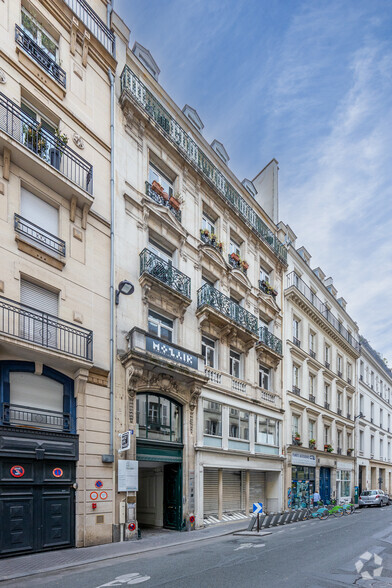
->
[53,468,63,478]
[100,491,108,500]
[90,491,99,501]
[10,465,25,478]
[128,522,136,531]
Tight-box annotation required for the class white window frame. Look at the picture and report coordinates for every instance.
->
[148,310,174,343]
[202,336,216,368]
[259,364,270,390]
[229,349,242,379]
[148,163,174,196]
[202,213,215,235]
[21,6,59,62]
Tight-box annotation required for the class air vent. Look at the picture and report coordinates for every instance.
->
[96,514,105,524]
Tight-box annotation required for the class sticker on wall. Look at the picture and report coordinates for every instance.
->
[90,491,99,501]
[52,468,63,478]
[95,480,103,488]
[100,491,108,500]
[10,465,25,478]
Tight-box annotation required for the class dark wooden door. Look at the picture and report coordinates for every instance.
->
[319,467,331,503]
[163,463,182,530]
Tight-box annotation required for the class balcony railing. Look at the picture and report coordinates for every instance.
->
[15,25,66,88]
[293,337,301,348]
[324,401,330,410]
[309,394,316,403]
[337,370,342,378]
[145,181,181,222]
[286,272,360,353]
[309,349,316,359]
[259,326,282,355]
[63,0,115,56]
[197,284,258,335]
[347,377,352,385]
[0,296,93,361]
[325,361,330,369]
[3,403,70,431]
[292,386,301,396]
[0,92,93,194]
[337,408,342,415]
[231,377,246,393]
[120,65,287,264]
[14,214,66,257]
[204,366,222,384]
[259,280,278,299]
[140,249,191,299]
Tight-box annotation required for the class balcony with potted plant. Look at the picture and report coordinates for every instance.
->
[347,448,354,456]
[309,439,316,450]
[145,181,182,222]
[324,444,333,453]
[292,433,302,446]
[200,229,223,253]
[228,252,249,275]
[259,279,278,299]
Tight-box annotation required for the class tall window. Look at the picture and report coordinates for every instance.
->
[293,365,300,388]
[203,400,222,436]
[293,319,300,342]
[148,238,172,264]
[388,414,391,431]
[337,355,343,374]
[202,213,215,235]
[259,266,270,283]
[229,349,241,379]
[259,365,270,390]
[324,344,330,365]
[292,414,300,437]
[360,361,364,379]
[380,409,383,428]
[347,396,352,417]
[324,383,330,405]
[149,163,173,197]
[359,430,364,452]
[21,7,59,62]
[337,430,342,449]
[229,239,241,257]
[229,409,249,440]
[20,188,59,250]
[371,435,375,455]
[388,442,391,461]
[371,402,374,422]
[20,279,58,345]
[360,394,364,415]
[324,425,330,444]
[308,419,315,441]
[148,310,173,343]
[202,336,216,368]
[258,417,278,445]
[347,432,352,450]
[380,439,384,459]
[347,362,352,382]
[337,392,342,411]
[136,393,181,442]
[371,371,375,389]
[309,331,315,353]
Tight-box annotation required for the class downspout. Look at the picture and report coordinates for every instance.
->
[108,67,115,461]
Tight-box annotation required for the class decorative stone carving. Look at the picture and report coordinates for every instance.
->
[73,133,85,149]
[0,69,6,84]
[189,384,202,435]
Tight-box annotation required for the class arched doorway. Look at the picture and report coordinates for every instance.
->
[136,393,183,530]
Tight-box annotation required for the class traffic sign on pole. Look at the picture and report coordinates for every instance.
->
[253,502,263,514]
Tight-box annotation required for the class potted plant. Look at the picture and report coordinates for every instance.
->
[324,444,333,453]
[230,252,240,263]
[49,128,68,170]
[309,438,316,449]
[347,448,354,456]
[242,260,249,271]
[217,242,223,251]
[24,124,47,156]
[210,233,217,244]
[151,180,164,196]
[293,433,302,446]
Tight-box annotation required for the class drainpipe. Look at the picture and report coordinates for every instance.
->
[107,0,113,29]
[102,68,115,464]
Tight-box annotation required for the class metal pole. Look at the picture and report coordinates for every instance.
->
[257,512,260,532]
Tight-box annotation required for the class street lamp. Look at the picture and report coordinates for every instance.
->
[115,280,134,304]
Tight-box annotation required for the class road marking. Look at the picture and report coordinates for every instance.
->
[234,543,265,551]
[95,573,151,587]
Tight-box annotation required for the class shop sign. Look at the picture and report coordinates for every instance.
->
[146,336,198,369]
[337,461,354,470]
[292,452,316,467]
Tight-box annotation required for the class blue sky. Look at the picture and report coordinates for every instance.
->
[116,0,392,362]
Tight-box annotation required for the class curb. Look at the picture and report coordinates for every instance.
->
[0,525,247,582]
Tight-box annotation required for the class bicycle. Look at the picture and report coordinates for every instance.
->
[342,503,355,515]
[302,504,330,520]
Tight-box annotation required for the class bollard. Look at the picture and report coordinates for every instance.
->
[279,511,289,525]
[262,514,274,529]
[270,512,281,527]
[286,511,295,524]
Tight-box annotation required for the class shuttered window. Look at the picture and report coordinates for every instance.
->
[249,471,266,512]
[21,188,58,236]
[20,279,58,346]
[203,469,219,516]
[21,279,58,315]
[222,470,241,511]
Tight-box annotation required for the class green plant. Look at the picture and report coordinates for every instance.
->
[55,127,68,149]
[24,124,47,154]
[309,438,316,445]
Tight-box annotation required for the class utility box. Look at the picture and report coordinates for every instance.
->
[119,501,126,524]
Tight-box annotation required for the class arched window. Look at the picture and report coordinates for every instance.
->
[136,393,182,443]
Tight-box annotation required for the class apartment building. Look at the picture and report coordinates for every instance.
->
[279,224,360,506]
[112,28,288,531]
[357,337,392,495]
[0,0,113,554]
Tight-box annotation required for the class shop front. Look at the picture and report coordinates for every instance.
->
[336,465,352,503]
[289,452,316,508]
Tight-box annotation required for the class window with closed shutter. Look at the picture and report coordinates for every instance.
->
[21,188,59,236]
[20,279,58,347]
[203,469,219,516]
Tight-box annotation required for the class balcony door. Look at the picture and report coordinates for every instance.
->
[20,279,58,349]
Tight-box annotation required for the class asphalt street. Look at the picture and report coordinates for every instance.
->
[3,507,392,588]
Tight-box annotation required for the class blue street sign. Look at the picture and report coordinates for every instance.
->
[253,502,263,514]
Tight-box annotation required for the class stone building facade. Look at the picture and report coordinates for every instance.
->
[0,0,113,554]
[279,223,360,507]
[112,29,288,531]
[357,337,392,495]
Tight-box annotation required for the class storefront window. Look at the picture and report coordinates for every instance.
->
[136,393,182,442]
[290,466,315,508]
[258,417,278,445]
[336,470,351,501]
[203,400,222,436]
[229,409,249,440]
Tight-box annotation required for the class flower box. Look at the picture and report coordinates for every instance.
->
[151,180,164,196]
[169,195,180,210]
[230,252,240,262]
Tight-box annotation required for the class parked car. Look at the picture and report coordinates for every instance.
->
[359,489,389,507]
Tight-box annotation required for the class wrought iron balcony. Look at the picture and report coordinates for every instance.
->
[325,361,330,369]
[309,394,316,403]
[337,370,342,378]
[0,296,93,361]
[120,65,287,264]
[347,377,352,385]
[200,231,223,252]
[145,181,181,222]
[14,214,66,256]
[63,0,115,56]
[259,280,278,298]
[140,249,191,299]
[293,337,301,348]
[15,25,66,88]
[197,284,258,335]
[286,272,360,353]
[309,349,316,359]
[228,254,247,274]
[292,386,301,396]
[0,92,93,194]
[3,403,70,432]
[324,401,330,410]
[259,326,282,355]
[337,408,342,415]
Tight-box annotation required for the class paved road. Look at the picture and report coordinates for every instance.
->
[3,507,392,587]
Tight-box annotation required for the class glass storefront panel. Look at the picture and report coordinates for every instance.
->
[136,393,182,442]
[291,466,316,508]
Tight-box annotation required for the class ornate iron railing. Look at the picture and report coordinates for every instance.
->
[258,326,282,355]
[140,249,191,299]
[292,386,301,396]
[15,25,66,88]
[120,66,287,264]
[14,214,66,256]
[286,272,360,352]
[197,284,258,335]
[259,280,278,298]
[63,0,115,56]
[3,403,70,431]
[145,181,181,222]
[0,296,93,361]
[0,92,93,194]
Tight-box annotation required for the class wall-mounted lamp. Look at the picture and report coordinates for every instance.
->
[115,280,134,305]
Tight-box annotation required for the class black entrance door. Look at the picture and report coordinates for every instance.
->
[0,459,75,556]
[163,463,182,530]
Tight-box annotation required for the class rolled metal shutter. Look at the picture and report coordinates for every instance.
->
[222,470,241,512]
[249,471,266,513]
[203,469,219,516]
[21,279,58,315]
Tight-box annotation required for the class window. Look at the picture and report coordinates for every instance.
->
[21,101,57,161]
[388,414,391,431]
[202,213,215,235]
[347,396,351,416]
[21,7,59,62]
[258,417,278,445]
[10,371,63,430]
[309,374,316,396]
[389,442,391,461]
[371,435,375,455]
[259,365,270,390]
[20,188,59,247]
[324,425,330,444]
[336,470,351,499]
[202,336,216,368]
[324,344,330,365]
[292,414,300,437]
[148,310,173,342]
[337,430,342,449]
[371,371,375,389]
[337,355,343,374]
[347,363,352,381]
[360,361,364,379]
[359,430,364,451]
[259,266,270,283]
[149,163,173,197]
[229,239,241,257]
[293,365,300,388]
[136,393,181,442]
[360,394,364,415]
[380,439,384,459]
[308,419,315,442]
[380,409,383,428]
[203,400,222,436]
[324,383,330,405]
[337,392,342,411]
[347,432,352,450]
[229,408,249,440]
[293,319,300,341]
[229,349,241,379]
[20,279,58,345]
[148,238,172,264]
[309,331,315,353]
[371,402,374,422]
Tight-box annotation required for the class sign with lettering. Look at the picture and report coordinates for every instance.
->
[118,460,138,492]
[292,452,316,467]
[146,336,198,369]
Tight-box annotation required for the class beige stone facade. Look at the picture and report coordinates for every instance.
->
[0,0,112,553]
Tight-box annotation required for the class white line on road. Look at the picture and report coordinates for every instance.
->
[95,573,151,587]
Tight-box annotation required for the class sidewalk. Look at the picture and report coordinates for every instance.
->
[0,520,247,582]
